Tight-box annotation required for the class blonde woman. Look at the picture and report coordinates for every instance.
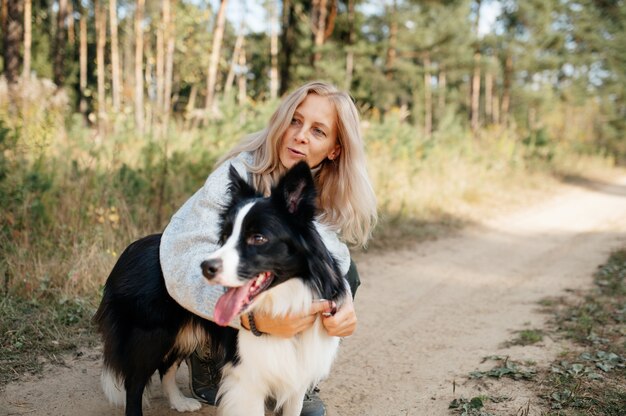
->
[160,81,377,416]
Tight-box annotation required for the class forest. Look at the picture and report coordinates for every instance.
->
[0,0,625,306]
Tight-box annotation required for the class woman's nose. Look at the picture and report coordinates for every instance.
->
[294,128,308,143]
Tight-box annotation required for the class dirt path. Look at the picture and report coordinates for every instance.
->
[3,176,626,416]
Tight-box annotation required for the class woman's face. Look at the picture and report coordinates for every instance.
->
[279,94,341,169]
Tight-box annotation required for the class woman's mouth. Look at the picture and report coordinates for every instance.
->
[288,147,306,158]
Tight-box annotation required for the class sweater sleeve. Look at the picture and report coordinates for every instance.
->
[159,156,248,328]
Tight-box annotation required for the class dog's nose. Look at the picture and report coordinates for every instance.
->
[201,259,222,280]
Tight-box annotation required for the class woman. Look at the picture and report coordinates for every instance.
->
[160,81,377,416]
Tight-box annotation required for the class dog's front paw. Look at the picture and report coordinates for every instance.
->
[169,396,203,412]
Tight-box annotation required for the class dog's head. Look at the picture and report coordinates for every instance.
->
[201,161,343,326]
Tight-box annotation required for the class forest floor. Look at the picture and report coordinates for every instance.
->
[2,173,626,416]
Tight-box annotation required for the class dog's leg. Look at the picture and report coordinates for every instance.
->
[279,388,307,416]
[162,363,202,412]
[217,370,265,416]
[124,375,151,416]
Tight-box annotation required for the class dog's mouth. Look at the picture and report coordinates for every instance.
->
[214,272,274,326]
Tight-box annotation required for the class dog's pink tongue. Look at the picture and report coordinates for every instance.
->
[214,281,254,326]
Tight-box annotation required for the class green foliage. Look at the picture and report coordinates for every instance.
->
[529,249,626,414]
[449,395,505,416]
[506,329,545,346]
[0,295,97,386]
[469,356,537,380]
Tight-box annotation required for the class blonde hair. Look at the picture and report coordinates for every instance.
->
[220,81,377,247]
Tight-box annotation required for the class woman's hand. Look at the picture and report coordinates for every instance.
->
[321,294,357,337]
[241,296,357,338]
[240,300,334,338]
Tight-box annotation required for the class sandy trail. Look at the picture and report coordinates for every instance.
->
[2,176,626,416]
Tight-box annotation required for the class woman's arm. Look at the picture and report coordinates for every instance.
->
[160,155,250,327]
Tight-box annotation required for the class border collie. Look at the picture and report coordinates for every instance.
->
[94,161,348,416]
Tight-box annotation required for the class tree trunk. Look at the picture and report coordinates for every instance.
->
[470,52,481,133]
[470,0,481,134]
[156,0,165,121]
[501,51,512,127]
[204,0,228,112]
[385,0,398,81]
[224,29,244,97]
[438,66,447,119]
[311,0,328,67]
[109,0,121,112]
[492,90,500,125]
[67,1,74,45]
[96,0,107,134]
[344,0,355,90]
[135,0,145,135]
[485,68,493,124]
[423,53,432,139]
[53,0,68,87]
[79,3,88,116]
[269,0,279,99]
[22,0,32,79]
[279,0,296,95]
[1,1,6,60]
[143,31,153,130]
[3,0,23,86]
[163,0,176,130]
[237,40,247,107]
[185,84,198,123]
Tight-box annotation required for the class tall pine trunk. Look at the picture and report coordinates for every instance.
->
[163,0,176,129]
[501,51,512,127]
[96,0,107,134]
[79,3,88,116]
[470,0,482,134]
[23,0,32,79]
[135,0,145,135]
[224,28,244,97]
[237,40,247,107]
[311,0,327,67]
[205,0,228,112]
[438,66,447,120]
[485,68,493,124]
[345,0,355,89]
[156,0,165,122]
[423,53,432,138]
[385,0,398,80]
[280,0,296,95]
[3,0,23,87]
[269,0,279,100]
[67,1,74,45]
[54,0,68,87]
[109,0,121,112]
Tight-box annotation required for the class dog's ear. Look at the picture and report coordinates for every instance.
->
[272,161,317,220]
[227,164,257,204]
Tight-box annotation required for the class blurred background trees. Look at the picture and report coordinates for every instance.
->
[0,0,622,158]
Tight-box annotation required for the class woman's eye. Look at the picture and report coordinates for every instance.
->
[247,234,268,245]
[291,118,301,125]
[313,128,326,137]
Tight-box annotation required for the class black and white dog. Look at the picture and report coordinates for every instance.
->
[94,161,348,416]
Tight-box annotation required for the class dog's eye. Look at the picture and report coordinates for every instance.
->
[247,234,268,245]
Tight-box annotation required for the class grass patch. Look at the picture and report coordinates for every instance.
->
[0,295,98,386]
[469,355,537,381]
[459,248,626,415]
[504,329,545,347]
[449,395,513,416]
[534,248,626,414]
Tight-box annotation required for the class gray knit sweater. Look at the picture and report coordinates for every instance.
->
[159,152,351,328]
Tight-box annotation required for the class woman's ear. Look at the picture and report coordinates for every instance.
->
[328,145,341,161]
